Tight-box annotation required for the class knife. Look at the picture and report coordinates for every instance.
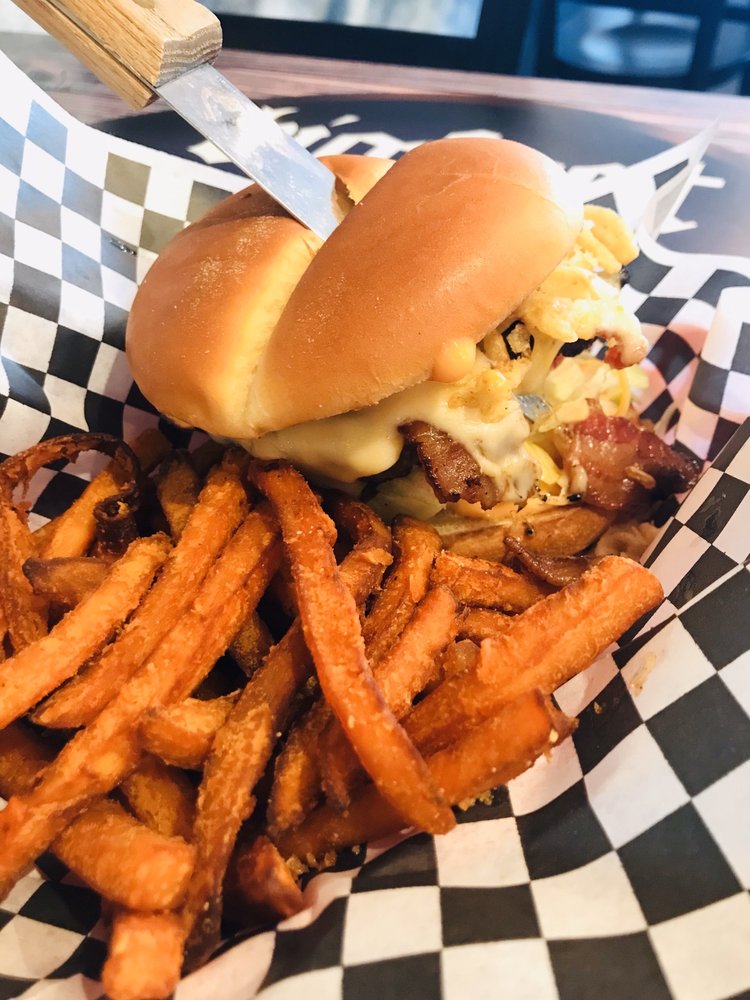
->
[12,0,341,239]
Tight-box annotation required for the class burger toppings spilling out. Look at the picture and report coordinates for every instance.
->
[126,138,698,536]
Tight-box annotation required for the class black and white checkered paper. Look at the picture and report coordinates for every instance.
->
[0,51,749,1000]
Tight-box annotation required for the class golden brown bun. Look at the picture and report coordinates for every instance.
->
[126,140,582,439]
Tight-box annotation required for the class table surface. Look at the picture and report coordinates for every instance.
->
[3,31,750,158]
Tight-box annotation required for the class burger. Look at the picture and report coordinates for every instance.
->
[126,138,697,535]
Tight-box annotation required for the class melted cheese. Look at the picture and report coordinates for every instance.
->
[431,337,477,382]
[248,361,538,502]
[247,205,645,511]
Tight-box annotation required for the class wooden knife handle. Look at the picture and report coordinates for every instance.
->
[12,0,222,109]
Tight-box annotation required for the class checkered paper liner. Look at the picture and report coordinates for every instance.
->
[1,50,750,1000]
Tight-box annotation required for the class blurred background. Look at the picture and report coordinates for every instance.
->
[1,0,749,93]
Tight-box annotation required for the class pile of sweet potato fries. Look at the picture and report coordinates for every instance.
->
[0,430,663,999]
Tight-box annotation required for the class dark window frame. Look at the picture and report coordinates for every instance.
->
[217,2,531,74]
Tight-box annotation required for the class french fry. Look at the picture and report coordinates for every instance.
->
[252,464,454,837]
[38,429,170,559]
[181,700,274,969]
[405,556,663,756]
[34,462,249,728]
[54,800,196,911]
[456,607,512,642]
[431,550,550,611]
[438,638,480,679]
[0,507,281,898]
[179,504,391,963]
[102,911,185,1000]
[0,533,171,730]
[362,516,441,665]
[226,837,305,924]
[361,587,457,720]
[229,611,273,679]
[0,505,47,652]
[120,754,196,841]
[267,698,328,835]
[0,720,56,796]
[141,693,239,769]
[266,500,393,834]
[0,424,672,994]
[277,690,572,864]
[179,502,391,964]
[0,723,194,911]
[23,556,110,607]
[320,586,458,809]
[0,435,152,633]
[327,492,394,568]
[169,528,283,703]
[156,451,200,541]
[267,560,299,618]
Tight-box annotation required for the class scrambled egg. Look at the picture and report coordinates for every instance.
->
[443,205,649,512]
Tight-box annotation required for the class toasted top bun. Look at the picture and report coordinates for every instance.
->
[126,139,582,440]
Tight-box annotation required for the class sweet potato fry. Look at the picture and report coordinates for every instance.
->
[320,586,458,809]
[456,607,512,643]
[179,511,391,964]
[360,592,459,722]
[34,461,249,728]
[266,501,393,834]
[120,754,195,841]
[141,693,239,769]
[0,505,47,652]
[327,492,393,564]
[267,698,328,835]
[23,556,110,607]
[37,429,169,559]
[277,690,572,864]
[0,723,194,911]
[54,800,196,910]
[229,611,273,678]
[0,720,56,796]
[179,508,390,966]
[156,451,201,541]
[102,911,185,1000]
[431,550,550,612]
[438,639,480,679]
[362,516,441,665]
[0,533,170,730]
[179,529,393,966]
[226,836,305,925]
[252,464,454,837]
[405,556,664,756]
[2,434,143,563]
[181,701,274,969]
[0,508,280,898]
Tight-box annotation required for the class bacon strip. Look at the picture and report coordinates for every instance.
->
[399,421,500,508]
[555,407,700,513]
